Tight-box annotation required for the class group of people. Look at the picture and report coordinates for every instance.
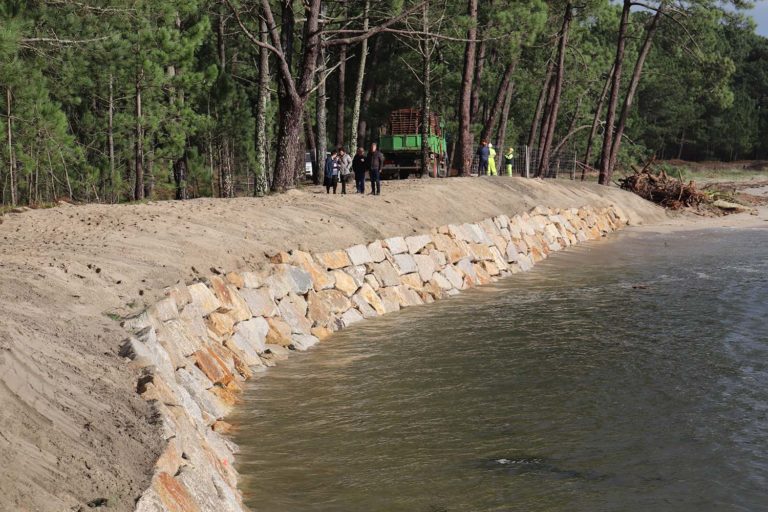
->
[323,143,385,196]
[476,140,517,176]
[322,139,516,190]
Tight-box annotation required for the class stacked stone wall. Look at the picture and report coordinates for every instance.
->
[124,204,630,511]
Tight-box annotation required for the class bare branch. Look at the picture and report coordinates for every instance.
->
[20,35,111,46]
[326,27,513,44]
[322,0,428,47]
[223,0,300,103]
[306,59,343,97]
[398,55,424,85]
[43,0,136,14]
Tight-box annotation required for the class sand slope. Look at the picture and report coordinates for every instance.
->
[0,177,666,510]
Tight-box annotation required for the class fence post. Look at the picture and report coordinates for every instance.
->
[524,145,530,178]
[571,150,576,180]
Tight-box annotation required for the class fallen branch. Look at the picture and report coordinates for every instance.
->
[619,160,705,209]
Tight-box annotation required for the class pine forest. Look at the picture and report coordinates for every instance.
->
[1,0,765,206]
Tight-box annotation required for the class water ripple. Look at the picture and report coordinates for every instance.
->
[233,228,768,512]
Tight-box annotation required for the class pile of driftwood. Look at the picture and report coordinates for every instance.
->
[619,162,706,209]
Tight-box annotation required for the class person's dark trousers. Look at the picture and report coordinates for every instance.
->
[370,169,381,195]
[325,176,338,194]
[354,171,366,193]
[340,174,348,194]
[478,160,488,175]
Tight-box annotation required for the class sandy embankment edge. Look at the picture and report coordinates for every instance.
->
[117,185,673,511]
[0,178,676,511]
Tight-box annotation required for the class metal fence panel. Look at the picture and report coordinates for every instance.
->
[467,144,580,180]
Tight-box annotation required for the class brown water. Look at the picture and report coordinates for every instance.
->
[233,227,768,511]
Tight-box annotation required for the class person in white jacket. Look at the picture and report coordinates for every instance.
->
[337,147,353,195]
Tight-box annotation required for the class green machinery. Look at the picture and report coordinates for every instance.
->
[377,108,448,178]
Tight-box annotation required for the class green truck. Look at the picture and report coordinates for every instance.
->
[378,108,448,179]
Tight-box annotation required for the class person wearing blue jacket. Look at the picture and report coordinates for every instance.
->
[324,150,339,194]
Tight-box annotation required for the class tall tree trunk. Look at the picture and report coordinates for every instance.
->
[280,0,294,72]
[606,7,662,181]
[598,0,631,185]
[255,17,270,193]
[217,3,227,73]
[481,58,517,142]
[173,153,188,200]
[56,146,73,200]
[582,64,614,177]
[215,143,223,196]
[227,140,235,196]
[6,87,16,206]
[107,75,115,201]
[144,153,154,198]
[350,0,370,149]
[336,43,347,148]
[134,73,144,201]
[537,77,556,152]
[269,0,321,191]
[316,40,328,180]
[456,0,478,175]
[356,36,381,148]
[45,149,57,201]
[420,1,432,178]
[216,2,229,198]
[274,102,310,191]
[471,38,486,120]
[169,11,187,200]
[304,108,318,183]
[537,3,573,177]
[527,58,554,149]
[420,73,431,179]
[29,150,38,206]
[496,78,515,171]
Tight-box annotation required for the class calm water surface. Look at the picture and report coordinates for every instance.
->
[233,227,768,512]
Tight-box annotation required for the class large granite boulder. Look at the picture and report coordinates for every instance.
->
[346,244,374,266]
[240,287,279,317]
[187,283,221,316]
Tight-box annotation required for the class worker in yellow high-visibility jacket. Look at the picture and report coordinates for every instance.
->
[504,147,515,176]
[488,143,498,176]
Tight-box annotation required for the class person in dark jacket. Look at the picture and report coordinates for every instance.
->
[365,142,385,195]
[324,150,339,194]
[476,140,490,176]
[352,147,367,193]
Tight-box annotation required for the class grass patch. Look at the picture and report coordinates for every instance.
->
[103,312,123,322]
[653,163,768,183]
[613,161,768,185]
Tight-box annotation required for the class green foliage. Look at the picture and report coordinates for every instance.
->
[1,0,767,206]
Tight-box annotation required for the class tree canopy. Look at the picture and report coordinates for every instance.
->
[0,0,763,206]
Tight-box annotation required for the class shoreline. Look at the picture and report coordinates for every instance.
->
[634,200,768,234]
[228,209,768,512]
[124,202,641,511]
[3,176,757,511]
